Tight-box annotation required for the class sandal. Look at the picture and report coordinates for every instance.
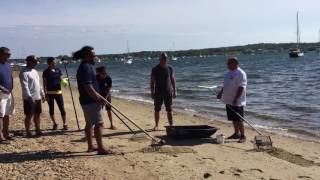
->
[62,125,68,131]
[97,149,115,155]
[0,140,10,144]
[87,147,98,152]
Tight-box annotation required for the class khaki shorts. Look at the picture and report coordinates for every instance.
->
[81,103,104,125]
[0,93,15,118]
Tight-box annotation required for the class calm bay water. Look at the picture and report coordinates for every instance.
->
[54,52,320,141]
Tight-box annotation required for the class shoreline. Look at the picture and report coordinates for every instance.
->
[112,95,320,143]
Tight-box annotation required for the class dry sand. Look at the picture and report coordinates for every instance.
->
[0,74,319,180]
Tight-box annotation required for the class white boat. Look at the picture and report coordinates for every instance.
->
[289,12,304,58]
[124,56,133,64]
[171,56,178,61]
[123,41,133,64]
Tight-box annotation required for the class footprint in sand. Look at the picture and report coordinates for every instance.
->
[297,175,313,180]
[247,168,264,173]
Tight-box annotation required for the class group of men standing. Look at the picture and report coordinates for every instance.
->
[0,45,247,150]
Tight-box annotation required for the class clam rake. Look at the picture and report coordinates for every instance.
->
[106,101,165,146]
[226,106,274,151]
[198,85,274,151]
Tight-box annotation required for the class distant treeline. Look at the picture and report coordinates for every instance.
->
[95,42,320,60]
[12,42,320,62]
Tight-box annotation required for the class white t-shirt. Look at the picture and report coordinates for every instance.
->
[19,67,44,100]
[222,67,247,106]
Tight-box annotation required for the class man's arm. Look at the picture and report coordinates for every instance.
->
[150,75,155,99]
[217,88,223,99]
[83,84,107,106]
[0,85,9,94]
[170,74,177,98]
[19,72,33,101]
[43,78,48,94]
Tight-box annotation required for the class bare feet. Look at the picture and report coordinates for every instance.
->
[52,124,58,130]
[109,126,117,130]
[151,126,159,131]
[87,145,98,152]
[97,148,115,155]
[62,125,68,131]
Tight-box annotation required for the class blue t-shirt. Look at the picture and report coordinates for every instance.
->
[96,75,112,97]
[76,62,99,105]
[42,68,62,91]
[0,62,13,92]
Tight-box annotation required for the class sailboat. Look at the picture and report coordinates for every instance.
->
[123,40,133,64]
[289,12,304,58]
[171,42,178,61]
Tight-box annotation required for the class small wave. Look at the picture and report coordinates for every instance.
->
[111,89,120,93]
[287,128,320,139]
[114,95,153,104]
[183,108,197,113]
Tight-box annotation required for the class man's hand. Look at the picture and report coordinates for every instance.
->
[217,92,222,99]
[41,95,46,103]
[45,94,49,102]
[98,96,108,106]
[151,92,155,99]
[0,87,9,94]
[172,91,177,99]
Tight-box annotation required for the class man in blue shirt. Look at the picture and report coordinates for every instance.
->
[74,46,112,155]
[0,47,14,143]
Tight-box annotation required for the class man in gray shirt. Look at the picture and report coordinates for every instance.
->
[150,53,177,131]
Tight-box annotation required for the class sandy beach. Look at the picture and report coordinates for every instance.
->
[0,73,319,180]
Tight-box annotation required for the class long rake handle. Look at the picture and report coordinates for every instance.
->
[64,63,81,130]
[203,86,264,136]
[106,101,159,142]
[226,105,263,135]
[111,109,136,135]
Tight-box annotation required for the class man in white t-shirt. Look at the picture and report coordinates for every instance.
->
[19,55,45,138]
[217,57,247,143]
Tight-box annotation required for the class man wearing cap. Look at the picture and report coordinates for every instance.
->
[19,55,45,137]
[0,47,14,142]
[217,57,247,143]
[43,57,67,130]
[150,53,177,131]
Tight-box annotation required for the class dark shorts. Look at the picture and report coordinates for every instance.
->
[154,94,172,112]
[226,105,244,122]
[23,99,42,115]
[105,96,112,111]
[47,94,66,116]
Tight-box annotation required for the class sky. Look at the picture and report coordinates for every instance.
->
[1,0,320,58]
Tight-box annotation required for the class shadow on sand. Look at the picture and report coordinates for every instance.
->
[157,135,215,146]
[0,150,93,164]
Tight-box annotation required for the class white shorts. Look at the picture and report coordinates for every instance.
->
[0,93,15,118]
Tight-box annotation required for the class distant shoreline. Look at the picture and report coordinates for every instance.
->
[10,42,320,61]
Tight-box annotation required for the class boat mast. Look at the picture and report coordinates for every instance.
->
[126,40,130,55]
[296,12,300,48]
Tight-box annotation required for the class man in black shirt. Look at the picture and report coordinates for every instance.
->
[96,66,115,130]
[150,53,177,131]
